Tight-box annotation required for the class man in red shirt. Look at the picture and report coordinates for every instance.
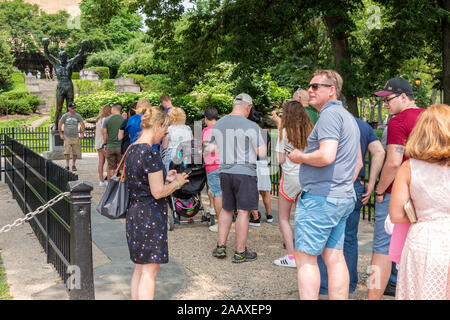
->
[368,77,425,299]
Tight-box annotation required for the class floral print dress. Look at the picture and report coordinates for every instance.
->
[125,143,168,264]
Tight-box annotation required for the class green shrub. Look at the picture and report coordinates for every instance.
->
[0,89,40,115]
[142,74,171,93]
[72,72,80,80]
[102,79,115,91]
[85,50,129,78]
[88,66,110,80]
[74,91,163,119]
[0,35,14,92]
[117,46,167,76]
[74,80,103,96]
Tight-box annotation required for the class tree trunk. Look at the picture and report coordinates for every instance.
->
[442,0,450,104]
[324,15,359,117]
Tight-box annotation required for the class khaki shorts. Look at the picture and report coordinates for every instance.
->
[106,147,122,171]
[64,137,81,156]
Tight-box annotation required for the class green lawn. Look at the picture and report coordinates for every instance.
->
[0,116,42,128]
[0,255,12,300]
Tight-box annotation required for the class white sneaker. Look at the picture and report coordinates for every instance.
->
[209,224,218,232]
[274,255,296,268]
[207,206,216,216]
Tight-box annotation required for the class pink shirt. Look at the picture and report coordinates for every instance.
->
[202,125,220,173]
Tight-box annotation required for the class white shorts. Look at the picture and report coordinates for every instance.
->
[256,160,271,191]
[279,172,301,201]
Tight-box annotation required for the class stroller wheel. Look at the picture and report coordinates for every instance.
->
[208,215,215,227]
[168,212,175,231]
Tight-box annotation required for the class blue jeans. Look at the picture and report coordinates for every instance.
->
[318,180,365,294]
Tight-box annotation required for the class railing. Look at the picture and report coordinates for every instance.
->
[0,127,96,155]
[1,134,95,299]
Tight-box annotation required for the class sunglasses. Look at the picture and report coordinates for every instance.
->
[308,83,333,90]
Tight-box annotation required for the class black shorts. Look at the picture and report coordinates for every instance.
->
[220,173,259,211]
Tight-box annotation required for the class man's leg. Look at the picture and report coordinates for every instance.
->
[368,193,392,300]
[235,210,250,252]
[65,154,70,168]
[72,154,77,168]
[217,208,233,247]
[294,250,320,299]
[368,253,392,299]
[322,247,349,300]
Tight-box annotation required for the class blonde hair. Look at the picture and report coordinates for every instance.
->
[96,104,111,122]
[141,107,169,130]
[168,107,186,125]
[136,98,151,115]
[405,104,450,165]
[312,69,343,97]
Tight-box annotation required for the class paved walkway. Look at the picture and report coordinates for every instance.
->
[0,153,390,300]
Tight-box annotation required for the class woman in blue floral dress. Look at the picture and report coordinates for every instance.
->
[125,108,189,300]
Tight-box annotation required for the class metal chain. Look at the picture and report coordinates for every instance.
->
[0,192,71,234]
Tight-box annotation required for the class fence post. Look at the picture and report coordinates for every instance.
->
[68,180,95,300]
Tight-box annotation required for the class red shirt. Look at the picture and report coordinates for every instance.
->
[385,107,425,193]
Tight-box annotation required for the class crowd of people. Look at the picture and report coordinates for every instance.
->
[89,69,449,301]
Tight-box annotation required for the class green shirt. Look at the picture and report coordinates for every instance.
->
[305,106,318,124]
[103,114,124,148]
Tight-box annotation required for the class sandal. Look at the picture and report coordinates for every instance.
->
[72,166,77,172]
[65,166,69,170]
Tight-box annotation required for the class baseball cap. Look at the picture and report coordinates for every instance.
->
[234,93,253,106]
[374,77,413,97]
[68,102,76,109]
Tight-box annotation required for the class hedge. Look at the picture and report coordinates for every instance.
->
[88,66,110,80]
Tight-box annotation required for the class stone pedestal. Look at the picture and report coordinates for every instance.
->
[80,69,99,81]
[114,77,141,93]
[43,130,65,160]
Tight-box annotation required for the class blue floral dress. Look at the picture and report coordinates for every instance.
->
[125,143,168,264]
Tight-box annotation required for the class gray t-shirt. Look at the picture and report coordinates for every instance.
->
[210,115,265,176]
[299,100,360,198]
[59,112,83,138]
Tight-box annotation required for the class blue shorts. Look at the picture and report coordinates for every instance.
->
[373,193,391,255]
[206,169,222,197]
[294,192,355,256]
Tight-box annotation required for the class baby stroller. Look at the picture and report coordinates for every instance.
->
[166,139,215,231]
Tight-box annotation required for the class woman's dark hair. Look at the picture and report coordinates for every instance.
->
[279,99,314,150]
[129,102,137,116]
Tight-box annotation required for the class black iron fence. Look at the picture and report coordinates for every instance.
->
[0,127,96,155]
[1,134,95,299]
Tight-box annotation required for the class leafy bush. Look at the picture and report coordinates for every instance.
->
[0,35,14,92]
[72,72,80,80]
[74,90,163,119]
[0,89,40,115]
[117,46,167,76]
[142,74,171,93]
[85,50,129,79]
[88,66,110,80]
[101,79,115,91]
[74,80,103,96]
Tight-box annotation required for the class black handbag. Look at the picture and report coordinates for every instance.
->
[96,147,130,219]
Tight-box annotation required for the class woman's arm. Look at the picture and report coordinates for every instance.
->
[277,152,286,165]
[148,171,189,200]
[389,160,411,224]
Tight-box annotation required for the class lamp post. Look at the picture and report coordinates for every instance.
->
[415,77,421,107]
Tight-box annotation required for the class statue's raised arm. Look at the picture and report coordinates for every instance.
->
[69,39,89,66]
[42,38,58,66]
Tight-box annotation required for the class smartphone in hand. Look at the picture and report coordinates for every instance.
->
[284,145,294,154]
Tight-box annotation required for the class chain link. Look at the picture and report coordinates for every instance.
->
[0,192,71,234]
